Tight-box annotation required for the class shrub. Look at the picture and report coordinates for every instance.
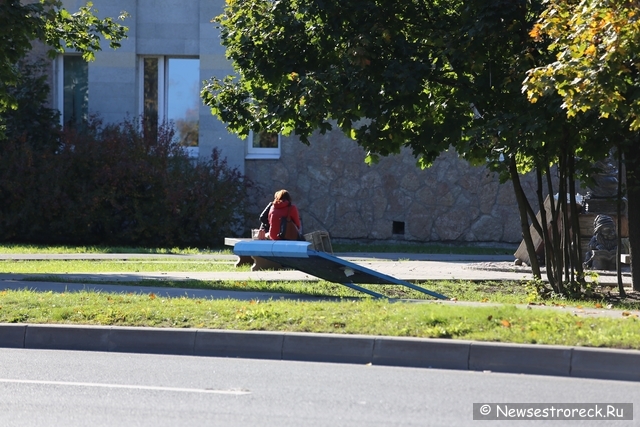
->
[0,112,254,248]
[0,60,62,240]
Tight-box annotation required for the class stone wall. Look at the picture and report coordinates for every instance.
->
[245,130,538,244]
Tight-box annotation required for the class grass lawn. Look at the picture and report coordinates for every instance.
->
[0,259,248,273]
[0,244,231,255]
[0,241,515,256]
[2,256,637,309]
[1,243,638,350]
[1,289,639,349]
[12,275,640,310]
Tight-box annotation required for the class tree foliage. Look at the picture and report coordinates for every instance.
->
[203,0,573,173]
[525,0,640,129]
[0,60,61,150]
[0,0,128,116]
[524,0,640,292]
[205,0,637,294]
[205,0,501,166]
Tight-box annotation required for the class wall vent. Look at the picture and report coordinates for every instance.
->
[392,221,405,235]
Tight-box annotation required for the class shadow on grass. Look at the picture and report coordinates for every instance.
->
[18,275,640,310]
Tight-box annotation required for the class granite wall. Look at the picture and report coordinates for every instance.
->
[245,130,538,244]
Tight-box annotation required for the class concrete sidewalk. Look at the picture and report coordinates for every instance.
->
[0,251,631,284]
[1,252,638,382]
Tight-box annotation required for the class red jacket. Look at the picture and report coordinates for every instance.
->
[268,200,301,240]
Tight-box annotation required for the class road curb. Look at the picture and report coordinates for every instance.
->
[469,341,572,377]
[194,329,284,360]
[1,323,639,382]
[571,347,640,381]
[372,336,470,370]
[282,333,374,364]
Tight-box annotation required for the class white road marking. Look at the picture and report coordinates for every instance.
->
[0,378,250,395]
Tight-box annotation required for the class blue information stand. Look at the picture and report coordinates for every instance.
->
[234,241,447,299]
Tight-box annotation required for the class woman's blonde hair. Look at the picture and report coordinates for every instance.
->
[273,189,291,203]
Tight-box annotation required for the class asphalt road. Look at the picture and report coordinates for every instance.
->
[0,348,637,427]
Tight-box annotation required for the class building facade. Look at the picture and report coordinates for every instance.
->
[50,0,532,244]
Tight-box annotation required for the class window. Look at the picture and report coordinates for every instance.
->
[246,130,281,159]
[56,55,88,127]
[140,57,200,157]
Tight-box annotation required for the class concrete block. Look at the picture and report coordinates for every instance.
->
[194,329,284,359]
[89,85,137,118]
[25,324,110,351]
[137,0,197,24]
[469,342,572,376]
[373,337,470,369]
[92,51,137,71]
[571,347,640,381]
[0,324,27,348]
[282,333,374,364]
[233,240,310,258]
[137,38,189,56]
[199,0,225,20]
[90,67,137,85]
[199,55,234,73]
[108,327,196,355]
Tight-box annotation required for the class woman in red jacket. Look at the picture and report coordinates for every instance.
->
[268,189,302,240]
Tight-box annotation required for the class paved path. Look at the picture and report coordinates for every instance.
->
[0,251,631,283]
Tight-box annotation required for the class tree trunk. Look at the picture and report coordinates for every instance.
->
[509,155,541,278]
[568,153,585,287]
[616,145,626,297]
[626,139,640,292]
[536,165,557,290]
[546,162,563,292]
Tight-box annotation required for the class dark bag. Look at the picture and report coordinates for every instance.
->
[259,202,272,231]
[278,207,301,240]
